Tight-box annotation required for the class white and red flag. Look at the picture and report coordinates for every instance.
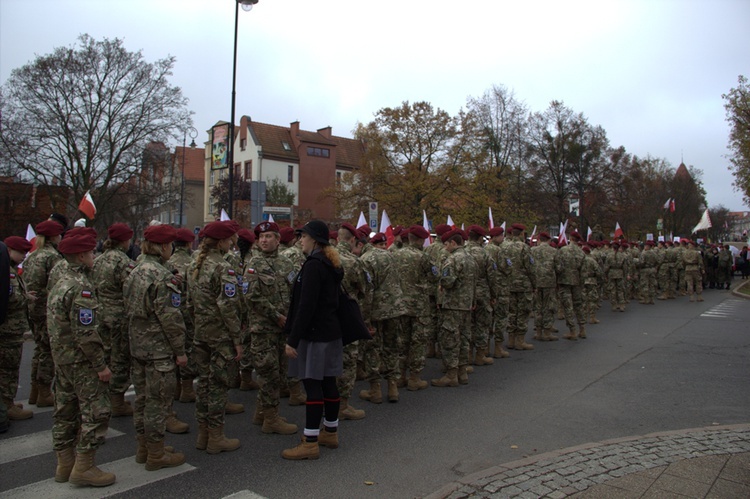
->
[379,209,394,247]
[78,190,97,219]
[422,210,432,246]
[614,222,624,239]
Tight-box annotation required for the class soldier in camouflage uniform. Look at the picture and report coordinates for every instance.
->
[423,224,451,358]
[684,240,706,301]
[432,228,476,387]
[245,221,299,434]
[638,241,659,304]
[234,228,261,393]
[505,224,536,350]
[530,232,558,341]
[664,240,679,299]
[465,225,495,366]
[91,223,135,417]
[717,245,733,290]
[188,221,244,454]
[124,224,188,471]
[48,230,116,487]
[605,242,629,311]
[484,226,511,358]
[359,232,406,403]
[1,237,34,420]
[335,224,371,419]
[656,240,671,299]
[281,230,307,270]
[581,245,604,324]
[674,240,688,296]
[556,232,587,340]
[24,219,65,407]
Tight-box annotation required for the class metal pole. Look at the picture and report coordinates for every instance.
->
[228,0,240,219]
[179,130,187,227]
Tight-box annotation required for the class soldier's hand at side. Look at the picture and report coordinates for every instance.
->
[277,315,287,328]
[26,290,38,302]
[176,355,188,368]
[285,344,297,359]
[98,367,112,383]
[234,344,243,361]
[172,273,184,286]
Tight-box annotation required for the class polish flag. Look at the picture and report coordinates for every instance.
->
[220,209,230,221]
[663,198,671,210]
[500,221,506,233]
[422,210,432,246]
[670,199,675,213]
[379,210,394,247]
[614,222,624,239]
[25,223,36,242]
[587,226,593,241]
[357,211,367,228]
[268,214,275,223]
[447,215,455,228]
[530,225,537,240]
[78,190,97,219]
[558,221,568,245]
[488,207,494,229]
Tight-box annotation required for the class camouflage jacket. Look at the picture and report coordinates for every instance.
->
[465,241,492,301]
[639,249,659,272]
[47,259,70,293]
[530,242,557,289]
[717,250,732,269]
[167,247,193,322]
[1,263,29,337]
[438,245,477,311]
[124,254,186,360]
[673,246,686,270]
[393,243,437,316]
[338,242,373,322]
[604,251,628,279]
[485,242,511,298]
[504,236,535,292]
[281,244,306,272]
[92,247,134,309]
[188,249,242,346]
[245,249,296,334]
[23,243,62,319]
[359,245,406,321]
[556,243,585,286]
[581,254,603,286]
[47,262,106,371]
[683,248,705,273]
[423,240,448,298]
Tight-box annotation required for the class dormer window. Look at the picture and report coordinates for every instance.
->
[282,141,291,151]
[307,147,330,158]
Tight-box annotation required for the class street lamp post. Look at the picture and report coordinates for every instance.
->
[228,0,258,219]
[179,126,198,227]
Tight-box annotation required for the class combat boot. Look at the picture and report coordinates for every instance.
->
[697,295,704,302]
[563,327,578,340]
[426,342,436,358]
[179,379,196,402]
[318,429,339,449]
[54,447,75,482]
[589,312,600,324]
[506,335,516,350]
[431,368,459,387]
[36,384,54,408]
[5,399,33,420]
[195,422,208,450]
[239,370,260,391]
[136,435,174,463]
[689,294,695,302]
[68,450,116,487]
[224,400,245,414]
[406,373,428,391]
[533,327,542,341]
[387,379,399,403]
[252,405,264,425]
[542,328,559,341]
[281,438,319,460]
[359,381,383,404]
[338,398,365,420]
[145,440,185,471]
[515,336,535,350]
[457,365,469,385]
[474,348,494,366]
[578,324,587,339]
[166,412,189,434]
[28,382,38,405]
[261,406,298,435]
[111,393,133,417]
[288,381,307,406]
[493,343,510,358]
[206,425,240,454]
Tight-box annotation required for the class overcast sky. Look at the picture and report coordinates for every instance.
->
[2,0,749,212]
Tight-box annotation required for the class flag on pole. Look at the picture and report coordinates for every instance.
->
[488,207,494,229]
[461,223,465,231]
[691,209,712,233]
[220,209,230,221]
[530,225,537,240]
[357,211,367,228]
[500,221,506,233]
[25,224,36,241]
[587,226,593,241]
[78,190,97,219]
[670,199,675,213]
[663,198,671,210]
[379,210,394,247]
[422,210,432,246]
[559,221,568,245]
[447,215,455,228]
[268,214,275,223]
[614,222,624,239]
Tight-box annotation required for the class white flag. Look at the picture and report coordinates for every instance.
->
[25,223,36,242]
[357,211,367,228]
[663,198,671,210]
[422,210,431,247]
[220,209,230,221]
[379,210,391,233]
[500,221,506,232]
[447,215,455,228]
[530,225,537,239]
[268,214,275,223]
[691,208,712,233]
[586,226,592,241]
[488,207,494,229]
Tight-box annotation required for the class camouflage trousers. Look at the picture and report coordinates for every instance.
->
[657,266,672,297]
[534,287,556,332]
[582,283,599,318]
[361,317,402,382]
[558,284,585,329]
[250,333,288,408]
[100,309,131,395]
[428,296,439,346]
[194,340,233,429]
[399,315,429,375]
[492,294,509,344]
[508,291,532,339]
[437,308,471,370]
[609,277,627,308]
[336,341,359,399]
[685,270,703,296]
[132,357,176,442]
[639,269,657,302]
[678,269,686,294]
[52,362,111,452]
[471,297,493,350]
[0,336,23,402]
[30,315,55,385]
[238,323,254,373]
[178,315,197,380]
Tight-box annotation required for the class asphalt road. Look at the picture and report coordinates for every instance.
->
[2,286,748,498]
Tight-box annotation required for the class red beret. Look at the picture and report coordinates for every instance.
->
[620,242,630,249]
[65,227,97,239]
[645,240,655,246]
[144,224,178,244]
[58,233,97,254]
[511,223,526,232]
[254,221,279,235]
[370,232,387,244]
[329,230,338,240]
[468,225,487,237]
[582,245,591,253]
[570,231,582,240]
[602,240,610,245]
[340,223,359,238]
[611,241,620,248]
[357,224,371,236]
[489,227,504,237]
[4,236,32,252]
[237,228,256,243]
[175,228,196,243]
[392,225,403,236]
[538,231,551,240]
[279,227,295,244]
[556,241,567,248]
[409,225,430,239]
[35,220,65,237]
[108,223,134,242]
[441,228,463,243]
[435,224,452,236]
[224,220,240,233]
[689,239,698,246]
[202,221,237,240]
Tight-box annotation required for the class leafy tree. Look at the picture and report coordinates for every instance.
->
[723,75,750,206]
[210,174,251,216]
[266,177,295,205]
[707,205,731,242]
[0,34,192,225]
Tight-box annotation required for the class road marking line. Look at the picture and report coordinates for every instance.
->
[0,428,124,465]
[223,491,270,499]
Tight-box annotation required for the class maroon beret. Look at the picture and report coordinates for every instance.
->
[468,225,487,237]
[538,231,551,240]
[108,223,134,242]
[409,225,430,239]
[435,224,452,236]
[645,240,655,246]
[224,220,240,233]
[511,223,526,232]
[689,239,698,246]
[441,228,463,243]
[58,233,97,254]
[144,224,178,244]
[370,232,387,244]
[570,231,582,240]
[392,225,403,236]
[357,224,371,236]
[279,227,295,244]
[340,223,359,238]
[35,220,65,237]
[602,240,610,245]
[582,245,591,254]
[489,227,504,237]
[237,228,256,243]
[4,236,32,252]
[175,228,196,243]
[65,227,97,239]
[254,221,279,235]
[329,230,338,240]
[202,221,237,240]
[620,242,630,249]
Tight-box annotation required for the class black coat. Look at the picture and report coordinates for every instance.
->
[284,249,343,348]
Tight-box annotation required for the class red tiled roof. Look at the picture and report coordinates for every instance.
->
[175,146,206,181]
[331,135,364,169]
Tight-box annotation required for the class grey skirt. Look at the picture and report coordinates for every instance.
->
[287,338,344,380]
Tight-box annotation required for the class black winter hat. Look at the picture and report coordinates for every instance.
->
[296,220,330,245]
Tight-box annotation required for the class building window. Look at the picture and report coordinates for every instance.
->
[288,165,294,182]
[282,141,291,151]
[210,170,215,186]
[240,138,247,151]
[307,146,330,158]
[244,160,252,180]
[336,171,342,186]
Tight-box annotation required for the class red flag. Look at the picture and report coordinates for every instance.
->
[670,199,675,213]
[614,222,624,239]
[78,190,97,219]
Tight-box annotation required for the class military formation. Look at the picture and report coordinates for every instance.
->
[0,212,738,485]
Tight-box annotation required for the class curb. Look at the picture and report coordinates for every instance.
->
[731,280,750,299]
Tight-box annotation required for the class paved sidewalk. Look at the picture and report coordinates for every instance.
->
[426,424,750,498]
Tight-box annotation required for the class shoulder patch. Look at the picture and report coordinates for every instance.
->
[171,277,179,286]
[287,270,297,284]
[81,290,92,298]
[79,308,94,325]
[9,273,15,279]
[529,256,535,265]
[246,268,255,275]
[224,282,236,298]
[442,268,450,277]
[171,293,181,307]
[365,271,372,284]
[431,265,438,276]
[506,258,513,267]
[228,269,236,276]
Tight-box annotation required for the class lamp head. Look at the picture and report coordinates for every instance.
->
[239,0,258,11]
